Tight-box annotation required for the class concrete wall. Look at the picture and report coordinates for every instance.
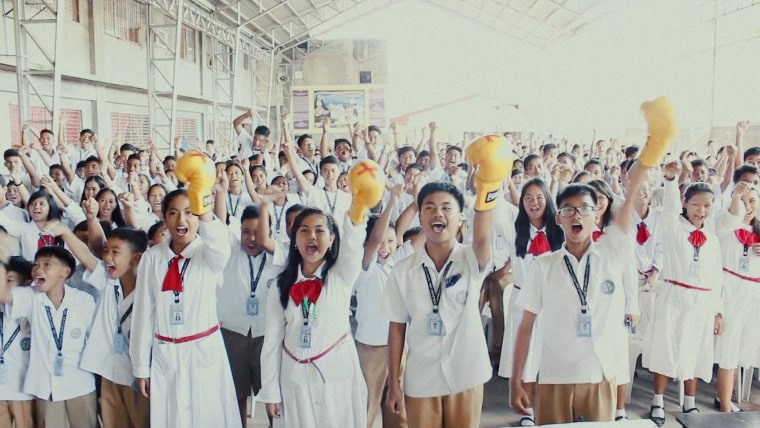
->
[295,39,388,86]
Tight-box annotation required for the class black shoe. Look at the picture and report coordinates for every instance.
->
[615,415,628,421]
[650,405,666,427]
[682,406,700,414]
[714,397,721,409]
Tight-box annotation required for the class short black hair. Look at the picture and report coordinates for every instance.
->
[542,143,557,155]
[206,139,214,145]
[80,129,94,137]
[691,158,708,169]
[241,204,261,221]
[624,145,640,157]
[320,155,339,169]
[367,125,381,135]
[40,129,54,138]
[744,147,760,161]
[734,165,760,183]
[417,182,464,212]
[3,149,19,160]
[556,183,598,207]
[523,153,541,167]
[109,227,148,254]
[402,226,422,242]
[84,155,100,165]
[446,145,463,156]
[296,134,312,147]
[120,144,137,153]
[558,152,576,163]
[584,158,604,169]
[397,146,416,158]
[254,125,270,137]
[334,138,352,150]
[418,150,430,158]
[147,221,166,241]
[7,256,33,284]
[35,246,76,278]
[286,204,305,218]
[127,153,141,163]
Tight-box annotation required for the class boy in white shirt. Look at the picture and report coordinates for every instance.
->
[0,246,97,428]
[0,257,34,428]
[53,219,150,428]
[384,135,512,428]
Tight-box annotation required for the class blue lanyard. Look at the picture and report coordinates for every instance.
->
[45,306,68,356]
[247,253,266,297]
[0,312,21,363]
[170,258,191,303]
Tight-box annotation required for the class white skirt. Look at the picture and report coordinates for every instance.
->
[498,285,542,382]
[714,272,760,368]
[642,281,715,382]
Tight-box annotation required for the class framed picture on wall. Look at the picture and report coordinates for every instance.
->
[291,85,385,133]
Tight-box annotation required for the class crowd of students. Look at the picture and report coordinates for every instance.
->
[0,101,756,428]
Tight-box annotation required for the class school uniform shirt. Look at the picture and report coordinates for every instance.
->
[10,285,96,401]
[270,196,301,244]
[78,262,136,387]
[631,208,664,277]
[217,236,287,339]
[491,199,517,271]
[0,303,33,401]
[0,201,29,223]
[516,224,637,385]
[0,213,83,262]
[226,190,255,220]
[382,243,492,397]
[389,192,420,229]
[304,188,351,224]
[130,217,240,428]
[259,215,368,427]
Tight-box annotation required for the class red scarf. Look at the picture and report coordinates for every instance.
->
[735,229,760,248]
[636,222,651,245]
[592,230,604,242]
[290,279,324,305]
[688,230,706,248]
[161,255,184,293]
[527,231,551,256]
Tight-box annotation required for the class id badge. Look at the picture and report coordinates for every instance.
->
[577,312,592,337]
[170,302,184,325]
[495,235,504,249]
[688,260,700,280]
[427,312,445,336]
[246,296,259,316]
[54,353,64,376]
[113,332,127,354]
[299,325,312,349]
[0,362,7,385]
[625,315,637,335]
[739,255,750,273]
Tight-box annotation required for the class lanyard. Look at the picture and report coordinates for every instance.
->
[0,313,21,363]
[227,192,242,216]
[45,306,68,356]
[323,189,337,216]
[113,285,133,334]
[563,255,591,313]
[273,201,286,232]
[171,259,191,303]
[422,262,453,313]
[247,253,267,296]
[300,297,318,325]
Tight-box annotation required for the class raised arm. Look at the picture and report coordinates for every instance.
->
[213,167,229,222]
[735,121,749,171]
[83,197,107,255]
[363,184,401,270]
[233,108,253,135]
[256,198,277,255]
[53,222,98,272]
[427,122,441,171]
[17,146,41,189]
[319,116,330,158]
[283,139,313,197]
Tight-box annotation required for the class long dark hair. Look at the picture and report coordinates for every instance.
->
[277,208,341,308]
[95,188,126,227]
[515,178,564,258]
[28,190,62,221]
[80,176,106,202]
[588,180,614,228]
[681,182,714,220]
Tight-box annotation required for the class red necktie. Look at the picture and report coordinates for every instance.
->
[161,255,184,293]
[688,229,707,248]
[592,230,604,242]
[290,279,324,305]
[38,234,54,249]
[735,229,760,247]
[636,222,651,245]
[527,231,551,256]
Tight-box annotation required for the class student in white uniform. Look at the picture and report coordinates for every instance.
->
[498,178,564,427]
[0,257,34,428]
[218,203,286,426]
[267,176,301,244]
[384,134,512,428]
[643,162,724,426]
[714,182,760,412]
[226,162,255,220]
[54,221,150,428]
[131,178,240,425]
[0,246,97,428]
[260,159,384,427]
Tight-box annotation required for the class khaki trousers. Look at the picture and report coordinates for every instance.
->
[356,341,407,428]
[99,378,150,428]
[35,391,97,428]
[404,384,483,428]
[535,380,616,425]
[0,400,34,428]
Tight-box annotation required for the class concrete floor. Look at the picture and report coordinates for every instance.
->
[247,366,760,427]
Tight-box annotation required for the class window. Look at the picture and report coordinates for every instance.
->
[111,112,150,148]
[175,118,199,146]
[181,26,196,63]
[104,0,145,43]
[9,105,82,146]
[243,53,250,70]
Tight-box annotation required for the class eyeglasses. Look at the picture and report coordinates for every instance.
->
[558,205,596,217]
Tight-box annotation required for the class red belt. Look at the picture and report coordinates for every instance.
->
[665,279,711,292]
[723,268,760,283]
[155,324,220,344]
[638,268,654,277]
[513,284,522,290]
[283,332,349,364]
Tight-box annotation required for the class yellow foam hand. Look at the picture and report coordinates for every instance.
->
[466,134,513,211]
[347,160,385,224]
[175,150,216,215]
[639,96,678,168]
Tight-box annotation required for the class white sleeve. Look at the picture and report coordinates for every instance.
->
[130,252,156,379]
[258,284,285,403]
[197,217,232,273]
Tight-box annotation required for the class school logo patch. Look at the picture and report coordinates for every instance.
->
[70,328,82,339]
[456,291,468,305]
[20,338,31,351]
[601,280,615,294]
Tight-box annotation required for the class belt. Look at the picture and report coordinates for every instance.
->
[665,279,711,292]
[638,268,654,277]
[723,267,760,283]
[155,324,220,344]
[283,332,349,364]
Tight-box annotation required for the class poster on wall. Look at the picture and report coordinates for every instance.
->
[291,86,385,133]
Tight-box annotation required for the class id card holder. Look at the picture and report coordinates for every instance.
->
[54,353,64,376]
[246,296,259,316]
[170,301,184,325]
[688,260,700,280]
[577,312,592,337]
[299,324,312,349]
[427,312,444,336]
[739,255,750,273]
[0,361,7,385]
[113,332,127,354]
[625,315,637,335]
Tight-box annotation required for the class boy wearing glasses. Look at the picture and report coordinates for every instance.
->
[511,162,648,424]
